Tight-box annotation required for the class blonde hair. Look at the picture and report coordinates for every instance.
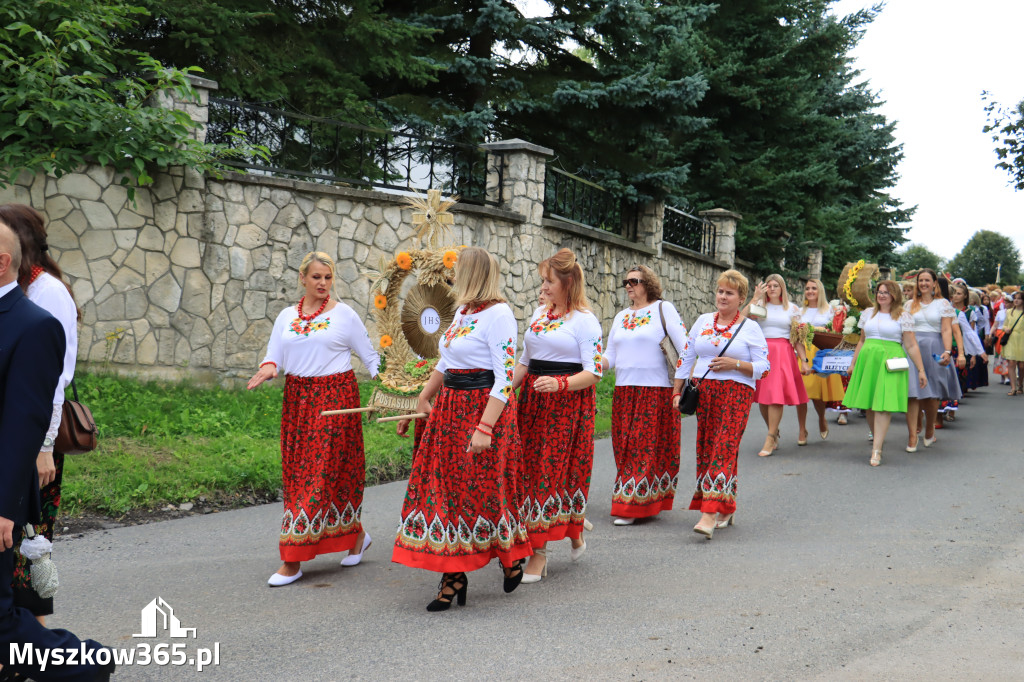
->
[969,290,981,307]
[626,264,663,301]
[764,273,790,308]
[875,280,903,320]
[540,248,590,314]
[454,247,506,307]
[717,269,749,302]
[801,278,830,314]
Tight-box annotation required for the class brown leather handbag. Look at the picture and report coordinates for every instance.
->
[54,380,97,454]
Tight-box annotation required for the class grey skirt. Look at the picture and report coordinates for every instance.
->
[908,331,962,401]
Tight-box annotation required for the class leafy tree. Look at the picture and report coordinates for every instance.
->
[892,243,944,275]
[675,0,911,280]
[946,230,1021,286]
[0,0,256,192]
[119,0,439,122]
[983,93,1024,191]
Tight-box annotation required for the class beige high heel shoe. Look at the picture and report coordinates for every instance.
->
[715,513,735,529]
[870,449,882,467]
[758,431,779,457]
[521,547,547,584]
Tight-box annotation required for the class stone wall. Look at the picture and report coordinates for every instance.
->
[0,80,753,384]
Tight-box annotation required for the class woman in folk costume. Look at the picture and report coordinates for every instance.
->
[843,281,927,466]
[392,247,530,611]
[603,264,688,525]
[515,248,603,583]
[794,278,845,445]
[744,273,809,456]
[674,269,770,539]
[249,251,379,586]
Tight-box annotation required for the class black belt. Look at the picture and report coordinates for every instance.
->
[443,370,495,390]
[528,360,584,376]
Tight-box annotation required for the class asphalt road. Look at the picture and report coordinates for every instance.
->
[47,381,1024,681]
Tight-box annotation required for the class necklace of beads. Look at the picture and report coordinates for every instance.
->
[713,310,741,335]
[28,265,45,284]
[296,295,329,333]
[461,302,488,316]
[546,306,565,321]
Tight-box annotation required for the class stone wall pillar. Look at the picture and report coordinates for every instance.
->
[481,139,553,226]
[148,74,218,143]
[700,208,741,268]
[637,201,663,252]
[806,247,823,281]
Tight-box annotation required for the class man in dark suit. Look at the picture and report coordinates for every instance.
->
[0,220,112,680]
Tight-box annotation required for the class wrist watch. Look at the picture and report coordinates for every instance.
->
[43,436,54,448]
[736,360,741,369]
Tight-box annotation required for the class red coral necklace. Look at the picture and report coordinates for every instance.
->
[28,265,45,284]
[297,295,329,333]
[546,305,565,321]
[461,302,488,316]
[713,310,741,334]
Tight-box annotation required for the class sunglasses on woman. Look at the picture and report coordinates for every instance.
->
[622,278,644,288]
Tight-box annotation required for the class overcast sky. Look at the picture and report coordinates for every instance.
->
[516,0,1024,262]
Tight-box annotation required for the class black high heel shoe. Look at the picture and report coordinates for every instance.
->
[501,559,524,593]
[426,572,468,612]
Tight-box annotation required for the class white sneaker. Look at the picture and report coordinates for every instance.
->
[613,517,636,526]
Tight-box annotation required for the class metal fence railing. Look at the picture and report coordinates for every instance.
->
[206,98,499,206]
[663,205,717,256]
[543,167,639,241]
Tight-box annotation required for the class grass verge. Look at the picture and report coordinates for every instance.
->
[61,370,615,518]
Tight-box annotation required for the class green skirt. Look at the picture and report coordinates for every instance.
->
[844,339,909,413]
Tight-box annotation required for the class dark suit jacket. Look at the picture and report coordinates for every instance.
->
[0,285,65,526]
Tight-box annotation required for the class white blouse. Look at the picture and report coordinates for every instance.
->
[519,307,604,378]
[675,314,771,389]
[799,307,832,328]
[995,308,1007,331]
[904,298,955,334]
[956,310,985,356]
[858,308,913,343]
[263,301,379,379]
[435,303,518,403]
[27,272,79,452]
[757,302,800,339]
[605,300,689,387]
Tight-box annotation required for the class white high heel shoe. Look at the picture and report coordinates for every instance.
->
[521,547,547,584]
[341,531,372,567]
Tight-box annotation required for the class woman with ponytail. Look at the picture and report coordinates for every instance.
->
[514,248,604,583]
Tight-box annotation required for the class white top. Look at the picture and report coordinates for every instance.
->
[519,307,604,378]
[904,298,956,334]
[956,310,985,356]
[28,272,78,452]
[857,308,914,343]
[799,307,832,328]
[262,301,379,379]
[676,314,771,389]
[605,300,689,387]
[995,308,1007,331]
[975,306,990,336]
[436,302,518,403]
[757,302,800,339]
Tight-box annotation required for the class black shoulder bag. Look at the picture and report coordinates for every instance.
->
[677,319,747,416]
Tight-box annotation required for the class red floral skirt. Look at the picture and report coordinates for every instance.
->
[392,371,531,573]
[13,451,64,615]
[518,374,595,545]
[279,371,364,562]
[691,379,754,515]
[611,385,680,518]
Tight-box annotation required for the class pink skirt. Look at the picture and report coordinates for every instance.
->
[753,338,808,406]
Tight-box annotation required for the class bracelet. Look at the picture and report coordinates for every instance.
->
[259,361,276,369]
[942,350,951,355]
[479,420,495,429]
[671,393,682,399]
[475,425,493,437]
[556,375,569,392]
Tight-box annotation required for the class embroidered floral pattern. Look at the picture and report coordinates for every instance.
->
[500,337,516,398]
[611,386,680,518]
[529,316,565,334]
[621,311,652,330]
[691,380,754,515]
[289,317,331,336]
[592,340,604,376]
[443,317,478,344]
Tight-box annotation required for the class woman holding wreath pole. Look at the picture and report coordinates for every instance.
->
[392,247,530,611]
[843,281,926,466]
[795,278,844,445]
[743,273,809,457]
[602,265,689,526]
[674,270,770,539]
[1,204,78,625]
[515,248,603,582]
[902,269,964,449]
[249,251,379,587]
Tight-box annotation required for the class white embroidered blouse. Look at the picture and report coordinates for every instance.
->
[262,301,379,379]
[857,308,914,343]
[605,300,689,387]
[436,302,518,403]
[519,307,604,378]
[904,298,956,334]
[675,314,771,389]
